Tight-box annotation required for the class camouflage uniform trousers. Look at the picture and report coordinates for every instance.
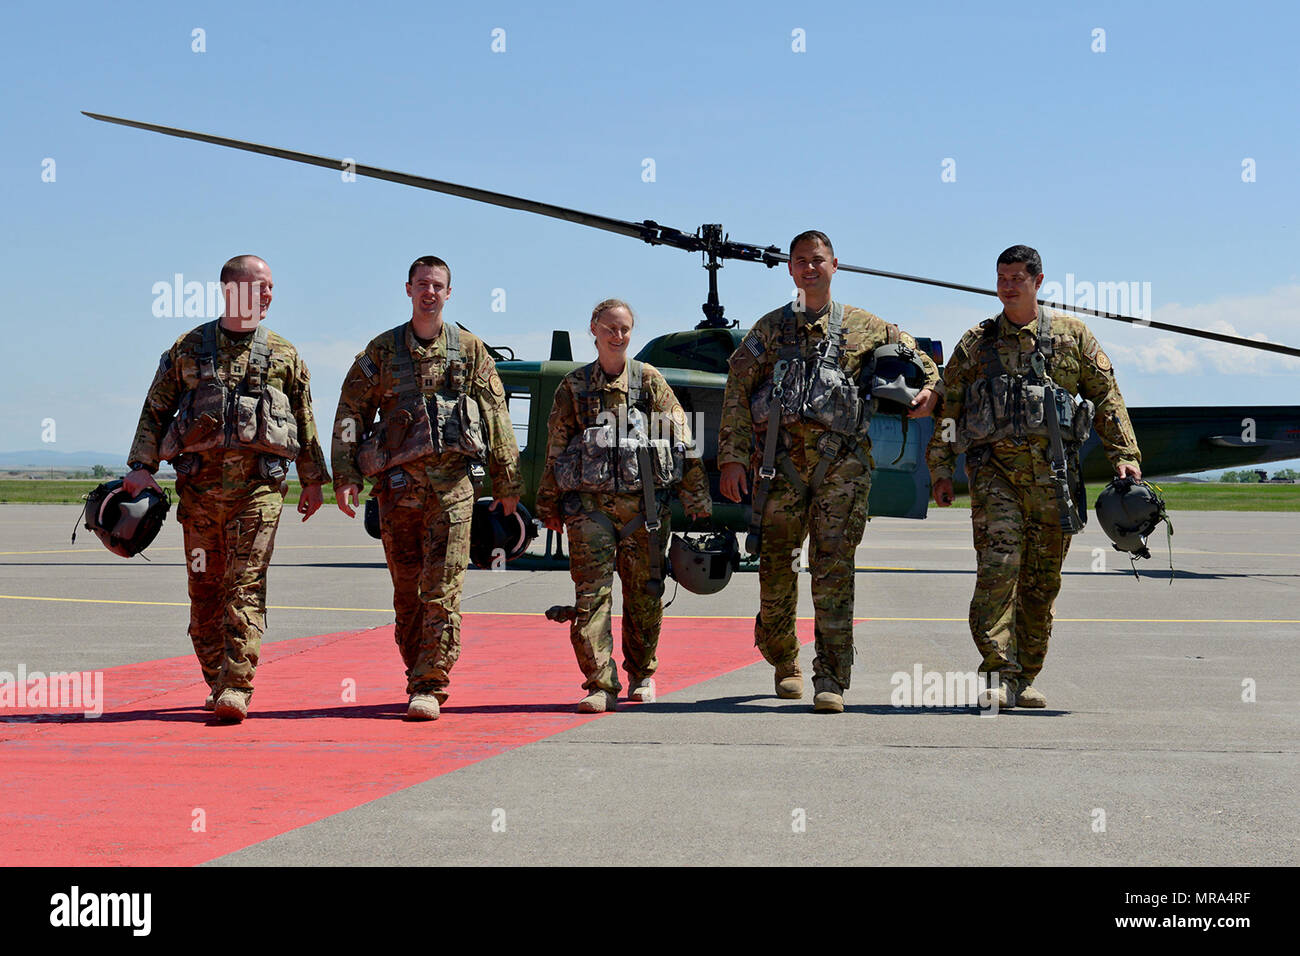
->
[968,459,1071,683]
[563,492,671,695]
[754,450,872,689]
[378,472,474,700]
[179,481,285,701]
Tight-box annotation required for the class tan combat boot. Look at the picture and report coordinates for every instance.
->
[1016,682,1046,708]
[978,674,1017,710]
[812,677,844,714]
[213,688,249,723]
[407,693,441,720]
[578,690,618,713]
[628,678,656,703]
[774,659,804,699]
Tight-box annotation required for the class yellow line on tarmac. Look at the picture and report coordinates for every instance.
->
[0,548,103,556]
[2,595,1295,625]
[0,594,392,613]
[0,544,382,556]
[0,598,836,620]
[1169,551,1300,558]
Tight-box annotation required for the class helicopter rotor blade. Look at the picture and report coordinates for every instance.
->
[825,259,1300,359]
[83,112,1300,359]
[82,111,662,244]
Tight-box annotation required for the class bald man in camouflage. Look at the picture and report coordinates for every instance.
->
[125,254,330,723]
[928,244,1141,708]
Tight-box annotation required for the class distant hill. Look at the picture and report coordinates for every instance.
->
[0,450,126,468]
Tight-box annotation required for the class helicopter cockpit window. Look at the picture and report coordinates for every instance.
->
[506,388,531,453]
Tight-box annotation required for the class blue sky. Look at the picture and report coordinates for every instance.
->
[2,0,1297,472]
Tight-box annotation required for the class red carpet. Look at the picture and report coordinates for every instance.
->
[0,614,813,866]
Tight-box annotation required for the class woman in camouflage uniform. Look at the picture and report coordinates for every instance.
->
[536,300,712,713]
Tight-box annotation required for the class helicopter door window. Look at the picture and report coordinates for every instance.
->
[506,388,532,452]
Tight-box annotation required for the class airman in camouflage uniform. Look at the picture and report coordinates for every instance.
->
[124,255,330,723]
[536,299,711,713]
[927,245,1141,708]
[332,256,521,721]
[719,232,939,712]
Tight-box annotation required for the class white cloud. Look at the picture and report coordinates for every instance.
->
[1102,285,1300,377]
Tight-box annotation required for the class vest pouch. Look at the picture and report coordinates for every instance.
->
[959,377,1000,450]
[777,360,806,425]
[580,425,614,491]
[448,394,486,458]
[386,401,436,468]
[554,440,582,492]
[1022,384,1048,434]
[427,395,453,454]
[988,374,1014,423]
[648,439,677,486]
[255,385,300,458]
[358,402,436,477]
[235,395,260,444]
[751,365,807,431]
[1071,397,1095,443]
[801,362,860,435]
[161,383,226,461]
[616,441,643,491]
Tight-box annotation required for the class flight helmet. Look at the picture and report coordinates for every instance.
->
[81,479,172,558]
[1095,477,1171,560]
[668,532,740,595]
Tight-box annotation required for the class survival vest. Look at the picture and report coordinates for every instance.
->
[747,302,871,442]
[958,308,1097,533]
[954,308,1094,455]
[356,322,486,478]
[552,360,684,495]
[157,321,301,463]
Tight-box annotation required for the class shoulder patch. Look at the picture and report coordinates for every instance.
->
[358,354,379,379]
[1095,347,1113,372]
[742,332,764,358]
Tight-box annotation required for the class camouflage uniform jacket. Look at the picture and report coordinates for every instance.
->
[535,360,711,524]
[331,321,522,497]
[926,310,1141,483]
[717,301,940,474]
[128,322,330,484]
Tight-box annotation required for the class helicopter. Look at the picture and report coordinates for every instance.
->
[83,111,1300,541]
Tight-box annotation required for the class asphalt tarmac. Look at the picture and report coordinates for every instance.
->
[2,503,1296,866]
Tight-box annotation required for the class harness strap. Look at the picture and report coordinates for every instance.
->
[246,325,270,392]
[746,308,804,555]
[199,320,219,382]
[201,320,272,393]
[390,324,418,399]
